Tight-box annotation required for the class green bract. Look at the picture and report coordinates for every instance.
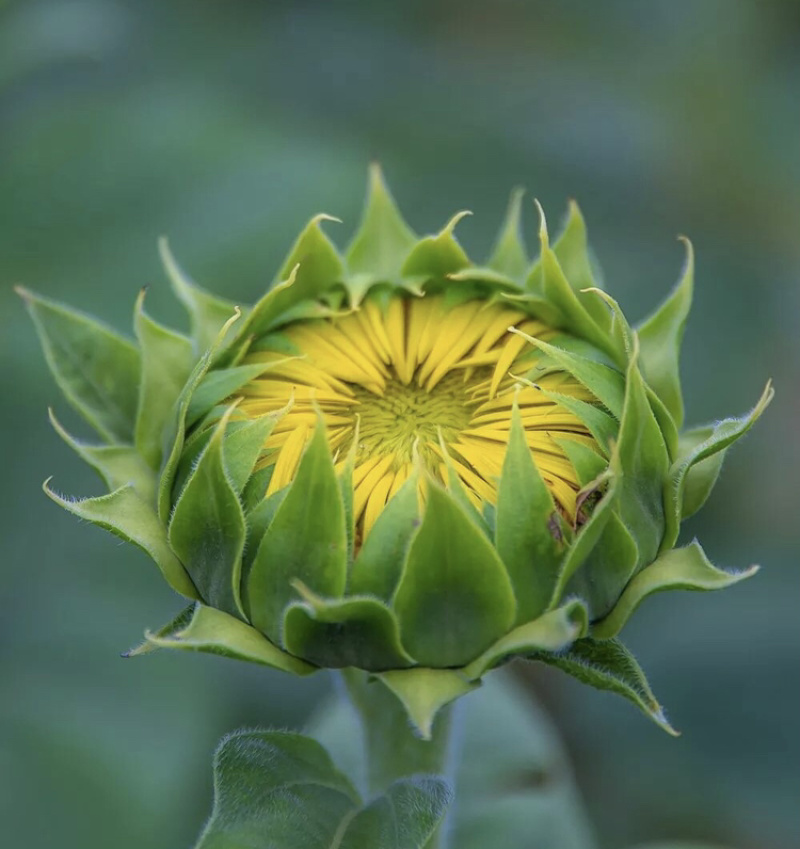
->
[22,166,771,737]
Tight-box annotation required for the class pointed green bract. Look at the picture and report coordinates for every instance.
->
[44,479,197,598]
[675,424,725,519]
[393,484,516,668]
[222,416,276,493]
[376,667,479,740]
[168,410,247,617]
[133,290,194,469]
[48,408,156,502]
[663,380,773,549]
[592,541,759,640]
[401,212,472,281]
[186,362,273,425]
[534,636,678,735]
[464,601,587,680]
[496,406,565,623]
[637,239,694,429]
[616,346,670,567]
[346,163,418,287]
[132,604,315,675]
[517,333,625,418]
[543,391,616,455]
[246,421,347,644]
[487,188,528,281]
[19,287,141,443]
[348,471,420,601]
[159,237,238,354]
[284,589,414,671]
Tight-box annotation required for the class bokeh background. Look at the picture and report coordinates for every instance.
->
[2,1,798,847]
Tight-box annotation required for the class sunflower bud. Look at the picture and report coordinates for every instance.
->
[21,166,771,737]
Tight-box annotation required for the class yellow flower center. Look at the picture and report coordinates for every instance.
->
[238,294,597,537]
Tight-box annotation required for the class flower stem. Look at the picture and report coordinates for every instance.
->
[340,669,459,848]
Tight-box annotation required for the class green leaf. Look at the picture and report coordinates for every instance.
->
[376,668,479,740]
[194,730,359,849]
[186,362,273,425]
[663,381,773,549]
[43,480,198,599]
[19,287,141,443]
[555,438,606,486]
[533,637,678,735]
[347,472,421,601]
[284,585,414,671]
[128,604,314,676]
[168,409,247,617]
[401,212,472,281]
[133,289,194,468]
[246,421,347,645]
[515,333,625,419]
[463,601,587,680]
[157,308,242,523]
[159,237,238,353]
[337,778,452,849]
[496,405,565,623]
[486,188,528,281]
[346,163,418,288]
[47,408,156,503]
[392,483,516,668]
[615,349,670,568]
[241,215,345,339]
[592,541,759,640]
[636,238,694,429]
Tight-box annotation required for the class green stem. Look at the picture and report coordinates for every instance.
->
[340,669,458,848]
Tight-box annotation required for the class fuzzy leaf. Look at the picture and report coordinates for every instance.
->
[592,541,758,640]
[48,408,156,502]
[347,472,420,602]
[284,588,414,671]
[675,424,725,519]
[336,778,452,849]
[128,603,314,675]
[543,391,617,455]
[496,406,565,623]
[637,239,693,429]
[159,238,238,353]
[663,381,773,550]
[246,421,347,645]
[463,601,587,680]
[486,188,528,280]
[168,410,247,617]
[393,483,516,668]
[194,730,359,849]
[133,290,194,469]
[376,668,479,740]
[401,212,472,281]
[346,163,418,287]
[223,416,276,494]
[44,480,197,599]
[533,637,678,735]
[19,287,140,443]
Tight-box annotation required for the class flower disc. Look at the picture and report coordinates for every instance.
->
[237,293,597,537]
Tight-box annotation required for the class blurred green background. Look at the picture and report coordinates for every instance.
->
[2,1,798,847]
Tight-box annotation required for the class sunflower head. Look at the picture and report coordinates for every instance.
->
[22,166,771,737]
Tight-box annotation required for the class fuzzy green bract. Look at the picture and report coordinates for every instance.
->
[22,166,772,737]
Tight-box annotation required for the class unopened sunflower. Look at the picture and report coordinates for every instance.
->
[21,167,771,736]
